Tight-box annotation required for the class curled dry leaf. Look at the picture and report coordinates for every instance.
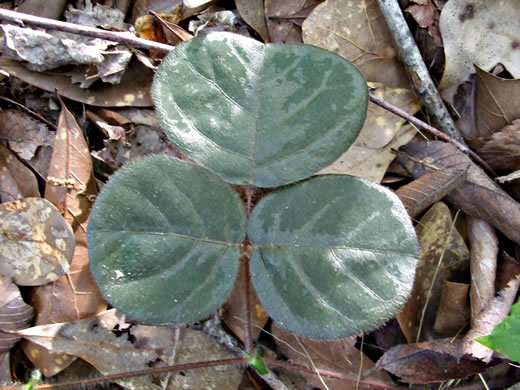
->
[396,202,469,343]
[375,338,488,384]
[0,144,39,202]
[468,217,498,322]
[462,274,520,362]
[496,251,520,292]
[433,280,470,336]
[24,98,106,377]
[0,198,74,286]
[468,119,520,173]
[396,167,467,218]
[0,276,34,353]
[272,322,392,390]
[474,66,520,137]
[398,141,520,245]
[439,0,520,104]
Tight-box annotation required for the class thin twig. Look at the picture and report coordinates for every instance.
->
[375,0,465,144]
[0,8,172,53]
[32,358,248,390]
[369,92,496,177]
[263,359,402,390]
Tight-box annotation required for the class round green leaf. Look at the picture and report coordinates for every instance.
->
[152,32,368,188]
[88,156,246,325]
[248,176,419,339]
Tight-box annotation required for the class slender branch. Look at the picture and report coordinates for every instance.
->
[375,0,465,144]
[369,92,496,176]
[0,8,172,53]
[32,358,248,390]
[263,359,403,390]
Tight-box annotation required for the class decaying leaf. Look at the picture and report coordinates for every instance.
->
[397,202,469,343]
[0,144,40,202]
[0,109,54,161]
[0,276,34,353]
[0,198,74,286]
[235,0,270,42]
[462,275,520,362]
[439,0,520,104]
[18,309,243,390]
[318,85,419,182]
[496,251,520,292]
[265,0,307,43]
[398,141,520,245]
[222,259,269,344]
[474,66,520,137]
[405,0,442,47]
[273,323,392,390]
[65,0,127,30]
[396,167,467,218]
[375,338,487,384]
[469,119,520,173]
[23,98,106,377]
[302,0,411,89]
[433,280,470,336]
[0,59,154,107]
[468,217,498,322]
[131,0,183,23]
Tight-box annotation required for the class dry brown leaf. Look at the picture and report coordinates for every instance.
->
[272,323,392,390]
[0,59,154,107]
[302,0,410,89]
[469,119,520,173]
[15,0,66,20]
[222,259,269,344]
[131,0,183,23]
[405,1,442,46]
[0,109,54,161]
[318,85,419,182]
[236,0,270,42]
[17,309,243,390]
[265,0,306,43]
[396,202,469,343]
[474,66,520,137]
[0,276,34,353]
[496,251,520,292]
[468,217,498,322]
[396,167,467,218]
[439,0,520,104]
[375,338,487,384]
[0,144,40,202]
[433,280,470,336]
[398,141,520,245]
[0,198,74,286]
[24,98,106,377]
[462,275,520,362]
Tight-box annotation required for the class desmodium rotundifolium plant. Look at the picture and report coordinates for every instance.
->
[87,32,419,341]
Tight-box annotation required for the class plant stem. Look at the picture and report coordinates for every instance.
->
[263,359,402,389]
[244,185,256,355]
[31,358,248,390]
[375,0,465,144]
[368,92,496,177]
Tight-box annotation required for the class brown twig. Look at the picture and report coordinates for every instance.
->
[375,0,465,144]
[263,359,403,389]
[0,8,172,53]
[369,92,497,177]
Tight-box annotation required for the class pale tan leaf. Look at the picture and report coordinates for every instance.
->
[236,0,270,42]
[439,0,520,104]
[468,217,498,322]
[0,144,40,202]
[0,198,74,286]
[462,275,520,362]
